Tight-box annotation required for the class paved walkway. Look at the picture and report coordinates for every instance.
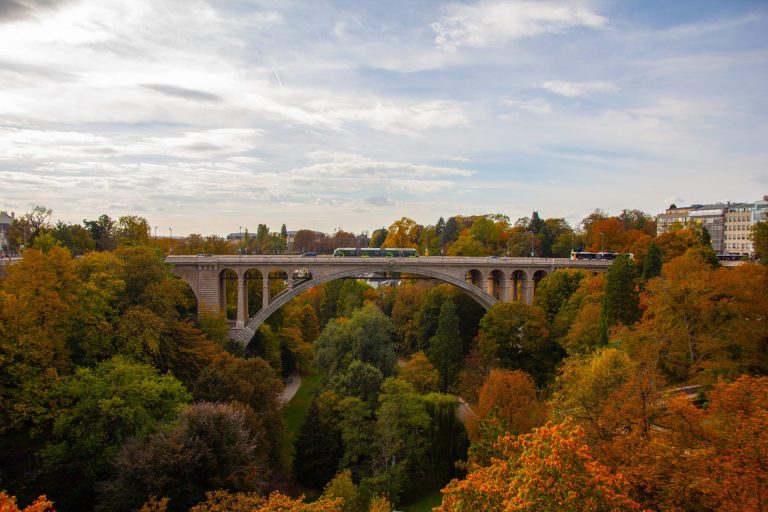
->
[278,372,302,406]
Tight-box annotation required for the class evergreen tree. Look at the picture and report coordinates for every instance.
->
[444,217,461,243]
[428,298,463,392]
[700,226,712,246]
[280,224,287,239]
[601,254,640,331]
[293,394,343,488]
[642,241,663,280]
[369,228,388,248]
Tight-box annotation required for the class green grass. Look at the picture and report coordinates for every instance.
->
[282,369,323,441]
[402,488,443,512]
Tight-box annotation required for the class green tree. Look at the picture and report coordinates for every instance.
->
[422,393,467,483]
[369,228,388,248]
[116,215,151,246]
[328,360,384,409]
[752,221,768,263]
[600,255,640,338]
[478,302,559,385]
[52,221,95,256]
[642,241,663,280]
[532,270,586,324]
[365,379,430,504]
[293,392,343,489]
[428,298,463,392]
[398,351,439,394]
[40,356,190,510]
[337,396,374,475]
[83,214,117,251]
[314,304,396,377]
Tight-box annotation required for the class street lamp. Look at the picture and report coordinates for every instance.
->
[169,228,173,254]
[530,232,535,258]
[154,226,158,239]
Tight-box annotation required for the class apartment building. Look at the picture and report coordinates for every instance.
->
[656,195,768,257]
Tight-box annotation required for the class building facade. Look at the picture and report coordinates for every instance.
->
[0,211,13,256]
[656,195,768,257]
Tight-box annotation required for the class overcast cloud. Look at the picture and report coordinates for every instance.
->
[1,0,767,235]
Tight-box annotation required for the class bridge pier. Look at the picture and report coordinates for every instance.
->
[522,278,534,305]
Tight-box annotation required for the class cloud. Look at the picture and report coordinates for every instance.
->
[504,97,552,114]
[365,196,396,207]
[541,80,617,97]
[141,83,222,103]
[432,0,607,51]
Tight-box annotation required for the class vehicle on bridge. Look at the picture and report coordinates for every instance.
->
[333,247,418,258]
[570,251,634,261]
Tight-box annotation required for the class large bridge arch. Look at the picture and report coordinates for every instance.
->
[234,265,498,344]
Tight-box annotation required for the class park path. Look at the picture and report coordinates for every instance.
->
[279,372,302,406]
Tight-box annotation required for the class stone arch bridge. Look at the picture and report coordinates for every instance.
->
[166,255,611,344]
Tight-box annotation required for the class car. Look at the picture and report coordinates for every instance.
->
[486,255,499,259]
[195,253,213,257]
[300,252,318,257]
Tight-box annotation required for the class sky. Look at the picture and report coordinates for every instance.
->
[1,0,767,236]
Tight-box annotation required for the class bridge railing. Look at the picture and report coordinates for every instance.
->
[165,255,610,267]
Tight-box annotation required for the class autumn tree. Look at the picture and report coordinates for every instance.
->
[381,217,420,248]
[328,360,384,409]
[398,352,439,394]
[99,403,271,512]
[469,370,545,440]
[192,355,287,473]
[0,493,55,512]
[185,490,342,512]
[438,422,644,511]
[532,269,587,323]
[322,470,362,512]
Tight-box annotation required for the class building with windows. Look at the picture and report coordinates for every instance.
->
[656,196,768,257]
[0,211,13,256]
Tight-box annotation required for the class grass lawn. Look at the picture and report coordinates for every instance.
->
[282,368,323,441]
[402,487,443,512]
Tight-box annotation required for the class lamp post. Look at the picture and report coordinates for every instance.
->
[530,231,535,258]
[154,226,157,239]
[169,228,173,254]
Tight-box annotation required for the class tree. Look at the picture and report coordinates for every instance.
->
[751,221,768,263]
[437,422,644,512]
[428,298,463,392]
[184,490,342,512]
[322,470,362,512]
[83,215,117,251]
[422,393,468,483]
[549,348,633,428]
[369,228,388,248]
[477,302,557,385]
[314,304,396,377]
[556,273,605,355]
[336,396,374,475]
[192,355,287,473]
[52,222,95,256]
[116,216,151,246]
[381,217,420,248]
[398,352,439,394]
[532,270,586,324]
[293,392,343,489]
[600,254,640,334]
[328,360,384,409]
[98,403,270,512]
[641,241,662,280]
[446,234,485,256]
[366,379,431,504]
[0,493,55,512]
[469,370,545,442]
[39,356,190,510]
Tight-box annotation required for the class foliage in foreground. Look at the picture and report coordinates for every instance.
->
[438,421,645,512]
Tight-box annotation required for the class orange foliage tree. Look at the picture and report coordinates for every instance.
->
[438,422,646,512]
[0,493,55,512]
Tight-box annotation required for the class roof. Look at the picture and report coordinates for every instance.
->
[0,211,13,225]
